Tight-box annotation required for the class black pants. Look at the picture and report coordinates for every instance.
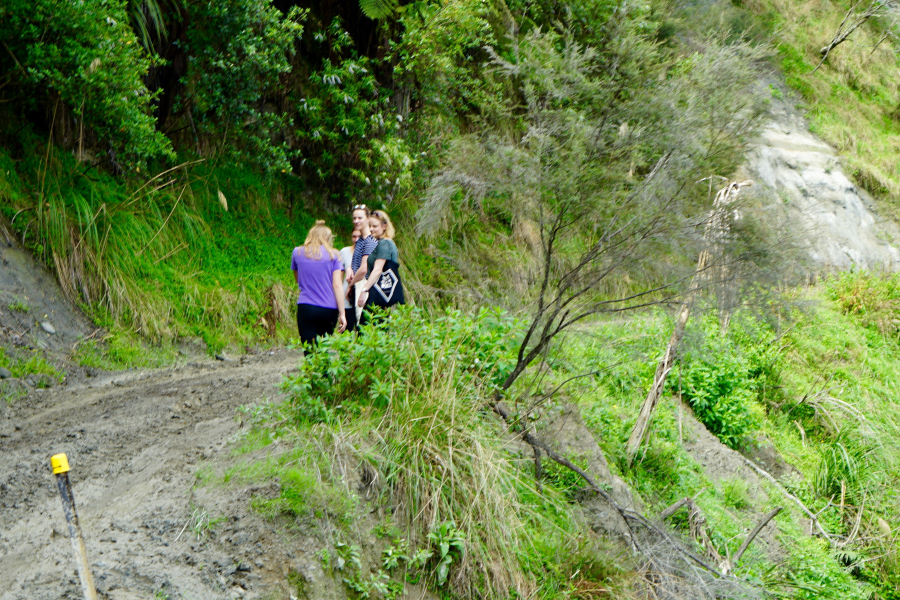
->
[345,286,359,333]
[296,303,339,347]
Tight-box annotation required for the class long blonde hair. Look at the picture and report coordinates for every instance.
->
[370,209,395,240]
[302,220,339,260]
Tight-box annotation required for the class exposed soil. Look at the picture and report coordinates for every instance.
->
[0,220,94,353]
[0,350,346,600]
[678,402,787,563]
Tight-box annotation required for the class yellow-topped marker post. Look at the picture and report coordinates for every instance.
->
[51,453,98,600]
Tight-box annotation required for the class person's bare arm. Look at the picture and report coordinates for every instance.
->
[358,258,386,307]
[332,270,347,332]
[349,258,369,286]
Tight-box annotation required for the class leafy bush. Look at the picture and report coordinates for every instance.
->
[282,306,519,423]
[673,317,767,449]
[0,0,172,168]
[294,19,414,204]
[427,521,465,587]
[180,0,305,172]
[271,307,606,598]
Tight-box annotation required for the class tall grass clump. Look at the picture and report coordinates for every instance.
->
[827,269,900,336]
[0,135,314,353]
[267,306,615,598]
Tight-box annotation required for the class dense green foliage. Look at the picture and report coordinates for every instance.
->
[245,307,629,598]
[282,306,518,421]
[672,316,772,449]
[0,0,172,168]
[294,19,414,203]
[181,0,305,172]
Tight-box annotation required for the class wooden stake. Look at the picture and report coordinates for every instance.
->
[51,454,98,600]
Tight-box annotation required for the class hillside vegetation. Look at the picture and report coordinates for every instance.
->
[4,0,900,598]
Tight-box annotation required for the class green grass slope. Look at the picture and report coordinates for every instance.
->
[0,130,324,363]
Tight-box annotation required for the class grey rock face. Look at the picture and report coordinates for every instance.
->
[741,82,900,270]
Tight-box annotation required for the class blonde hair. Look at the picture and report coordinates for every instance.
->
[370,210,395,240]
[302,220,339,260]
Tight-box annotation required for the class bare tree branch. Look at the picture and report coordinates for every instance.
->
[722,507,783,574]
[626,181,752,465]
[813,0,889,73]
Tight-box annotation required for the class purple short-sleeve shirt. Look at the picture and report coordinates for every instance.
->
[291,246,344,308]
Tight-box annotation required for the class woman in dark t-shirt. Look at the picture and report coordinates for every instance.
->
[358,210,404,318]
[347,204,377,332]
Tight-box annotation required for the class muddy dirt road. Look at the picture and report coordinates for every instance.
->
[0,351,314,600]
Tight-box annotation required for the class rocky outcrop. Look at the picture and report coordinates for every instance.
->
[740,80,900,270]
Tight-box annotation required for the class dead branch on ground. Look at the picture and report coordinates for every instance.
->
[723,507,783,574]
[493,401,764,599]
[658,495,724,564]
[738,454,836,544]
[625,180,752,465]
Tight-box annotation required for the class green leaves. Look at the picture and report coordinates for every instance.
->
[427,521,465,587]
[673,316,766,449]
[359,0,399,20]
[0,0,173,169]
[295,18,414,203]
[180,0,306,173]
[281,306,520,425]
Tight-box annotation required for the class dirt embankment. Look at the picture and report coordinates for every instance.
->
[0,350,344,600]
[0,220,94,353]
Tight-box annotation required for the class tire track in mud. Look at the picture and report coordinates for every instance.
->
[0,351,301,600]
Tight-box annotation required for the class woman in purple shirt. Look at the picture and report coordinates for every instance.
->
[290,220,347,347]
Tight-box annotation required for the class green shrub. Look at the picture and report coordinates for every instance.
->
[672,317,767,449]
[0,0,172,168]
[180,0,305,173]
[269,307,610,598]
[282,306,519,424]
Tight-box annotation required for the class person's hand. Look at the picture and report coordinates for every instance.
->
[337,313,347,333]
[345,270,353,283]
[357,289,368,308]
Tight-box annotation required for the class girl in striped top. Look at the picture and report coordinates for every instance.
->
[346,204,377,332]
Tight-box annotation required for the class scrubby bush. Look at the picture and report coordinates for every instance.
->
[672,317,772,449]
[292,19,414,204]
[282,306,519,423]
[180,0,305,173]
[272,307,617,598]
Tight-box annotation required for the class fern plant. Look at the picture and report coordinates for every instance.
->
[359,0,398,19]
